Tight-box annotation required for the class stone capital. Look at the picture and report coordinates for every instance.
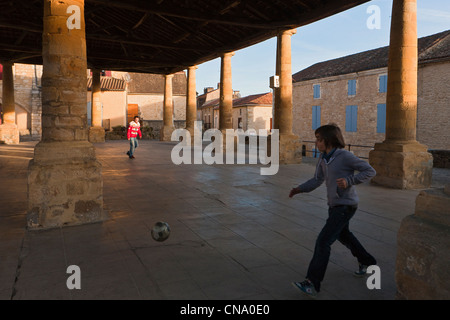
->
[165,74,174,79]
[280,28,297,36]
[221,51,235,58]
[188,65,198,71]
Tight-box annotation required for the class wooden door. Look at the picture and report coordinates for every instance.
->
[127,104,138,124]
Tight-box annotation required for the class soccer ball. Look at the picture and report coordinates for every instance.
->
[151,221,170,242]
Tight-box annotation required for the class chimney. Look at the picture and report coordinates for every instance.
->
[204,87,214,94]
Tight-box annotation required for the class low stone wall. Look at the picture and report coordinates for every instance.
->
[141,120,186,140]
[106,120,186,140]
[429,150,450,169]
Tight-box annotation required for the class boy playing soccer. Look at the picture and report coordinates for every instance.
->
[289,124,377,297]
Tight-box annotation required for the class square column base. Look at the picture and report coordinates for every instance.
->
[396,187,450,299]
[279,134,302,164]
[0,123,20,144]
[27,141,106,229]
[369,140,433,189]
[160,125,174,142]
[88,126,105,143]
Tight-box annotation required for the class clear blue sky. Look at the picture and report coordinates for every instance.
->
[195,0,450,97]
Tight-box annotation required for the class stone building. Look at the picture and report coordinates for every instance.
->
[0,64,43,139]
[124,71,187,125]
[86,74,127,130]
[232,92,273,131]
[197,85,241,130]
[0,65,187,140]
[196,84,221,129]
[292,30,450,159]
[198,91,271,131]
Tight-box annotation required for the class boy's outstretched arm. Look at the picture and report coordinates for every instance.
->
[289,161,325,197]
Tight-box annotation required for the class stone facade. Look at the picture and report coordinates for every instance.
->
[292,31,450,159]
[1,65,187,141]
[0,63,42,139]
[232,106,272,131]
[396,186,450,299]
[293,69,387,158]
[417,61,450,149]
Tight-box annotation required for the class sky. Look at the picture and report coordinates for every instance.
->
[194,0,450,98]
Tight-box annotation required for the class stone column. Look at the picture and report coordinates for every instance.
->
[31,65,42,140]
[186,66,198,138]
[89,69,105,142]
[396,183,450,299]
[160,74,174,141]
[369,0,432,189]
[274,29,301,164]
[27,0,104,229]
[219,52,234,132]
[0,61,20,144]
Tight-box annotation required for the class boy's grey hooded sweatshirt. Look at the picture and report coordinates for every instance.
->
[298,148,376,207]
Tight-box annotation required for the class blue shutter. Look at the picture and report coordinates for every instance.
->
[379,75,387,93]
[352,105,358,131]
[346,105,357,132]
[345,106,352,131]
[313,84,320,99]
[312,106,321,130]
[348,80,356,96]
[377,104,386,133]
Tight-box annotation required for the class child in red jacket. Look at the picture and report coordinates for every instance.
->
[126,116,142,159]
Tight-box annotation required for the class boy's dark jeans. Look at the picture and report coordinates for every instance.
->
[306,205,377,292]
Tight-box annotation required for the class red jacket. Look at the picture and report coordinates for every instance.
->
[127,121,142,139]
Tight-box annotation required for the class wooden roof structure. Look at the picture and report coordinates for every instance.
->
[0,0,369,75]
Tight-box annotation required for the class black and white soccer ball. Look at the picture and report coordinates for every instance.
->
[151,221,171,242]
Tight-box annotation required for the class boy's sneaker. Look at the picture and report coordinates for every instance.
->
[126,151,130,156]
[354,264,369,277]
[292,279,318,298]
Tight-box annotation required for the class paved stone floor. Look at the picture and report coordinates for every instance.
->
[0,140,448,300]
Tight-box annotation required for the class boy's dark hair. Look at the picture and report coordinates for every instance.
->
[134,115,139,120]
[315,124,346,149]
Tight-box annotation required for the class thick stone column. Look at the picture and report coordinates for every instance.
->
[27,0,104,229]
[396,184,450,299]
[186,66,198,138]
[0,61,20,144]
[274,29,301,164]
[219,52,234,132]
[89,69,105,142]
[160,74,174,141]
[369,0,432,189]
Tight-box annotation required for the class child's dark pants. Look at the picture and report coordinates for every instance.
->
[306,205,377,292]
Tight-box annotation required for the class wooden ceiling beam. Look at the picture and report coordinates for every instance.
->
[88,0,291,29]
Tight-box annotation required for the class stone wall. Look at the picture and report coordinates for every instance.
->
[141,120,186,140]
[293,60,450,158]
[417,61,450,150]
[293,68,387,159]
[429,149,450,168]
[0,64,42,138]
[127,94,186,121]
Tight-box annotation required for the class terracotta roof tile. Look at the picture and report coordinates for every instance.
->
[87,76,126,91]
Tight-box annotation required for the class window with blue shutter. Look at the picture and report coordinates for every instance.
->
[345,105,358,132]
[379,75,387,93]
[312,147,319,158]
[377,104,386,133]
[312,106,321,130]
[348,79,356,96]
[313,84,320,99]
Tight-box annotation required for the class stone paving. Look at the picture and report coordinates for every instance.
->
[1,140,448,300]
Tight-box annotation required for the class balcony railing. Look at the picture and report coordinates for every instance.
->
[302,140,374,159]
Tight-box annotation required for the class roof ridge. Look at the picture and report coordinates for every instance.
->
[293,29,450,82]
